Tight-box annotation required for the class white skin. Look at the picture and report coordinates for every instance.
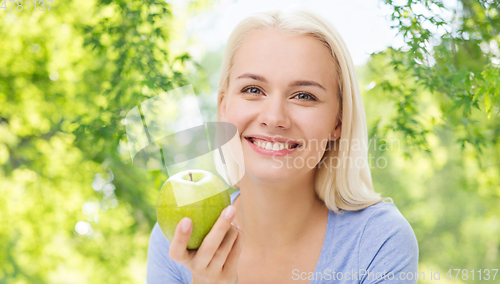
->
[169,28,342,284]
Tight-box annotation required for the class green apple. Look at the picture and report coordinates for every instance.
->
[157,169,231,249]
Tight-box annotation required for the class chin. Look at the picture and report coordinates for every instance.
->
[244,161,297,183]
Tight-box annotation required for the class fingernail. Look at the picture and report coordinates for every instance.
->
[181,218,192,233]
[224,205,235,220]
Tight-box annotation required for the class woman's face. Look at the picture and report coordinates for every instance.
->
[219,28,341,183]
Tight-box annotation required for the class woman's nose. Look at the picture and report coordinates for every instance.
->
[258,94,291,130]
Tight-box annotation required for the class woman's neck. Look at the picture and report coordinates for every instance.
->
[233,168,329,257]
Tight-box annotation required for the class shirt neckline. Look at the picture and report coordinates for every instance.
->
[230,189,332,283]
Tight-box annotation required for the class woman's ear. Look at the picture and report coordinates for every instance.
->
[331,120,342,140]
[219,92,226,121]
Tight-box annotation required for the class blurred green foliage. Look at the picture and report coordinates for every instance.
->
[361,0,500,282]
[0,0,498,283]
[0,0,215,282]
[376,0,500,153]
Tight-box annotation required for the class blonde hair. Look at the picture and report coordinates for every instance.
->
[215,8,393,213]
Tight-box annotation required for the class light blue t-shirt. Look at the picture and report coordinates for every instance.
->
[147,190,419,283]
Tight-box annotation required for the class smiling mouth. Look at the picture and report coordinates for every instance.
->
[244,137,302,150]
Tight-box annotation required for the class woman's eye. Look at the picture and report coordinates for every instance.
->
[241,86,263,95]
[240,86,316,101]
[294,93,316,101]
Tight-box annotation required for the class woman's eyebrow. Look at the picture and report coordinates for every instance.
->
[236,73,327,91]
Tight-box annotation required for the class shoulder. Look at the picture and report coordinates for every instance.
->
[345,201,419,278]
[356,201,418,251]
[333,200,406,224]
[334,201,418,252]
[146,222,193,284]
[326,201,415,241]
[323,201,418,275]
[352,201,415,236]
[329,201,416,241]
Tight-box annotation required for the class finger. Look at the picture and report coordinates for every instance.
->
[207,225,239,269]
[168,217,196,263]
[194,205,236,268]
[222,230,244,274]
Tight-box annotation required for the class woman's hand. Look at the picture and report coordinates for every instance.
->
[168,205,244,284]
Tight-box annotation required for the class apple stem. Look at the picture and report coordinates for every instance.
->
[189,172,193,182]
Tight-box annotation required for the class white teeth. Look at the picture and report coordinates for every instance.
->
[265,142,273,150]
[251,139,294,151]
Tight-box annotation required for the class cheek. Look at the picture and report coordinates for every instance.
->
[297,113,335,151]
[225,98,257,125]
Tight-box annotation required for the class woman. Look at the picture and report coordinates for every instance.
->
[147,8,418,284]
